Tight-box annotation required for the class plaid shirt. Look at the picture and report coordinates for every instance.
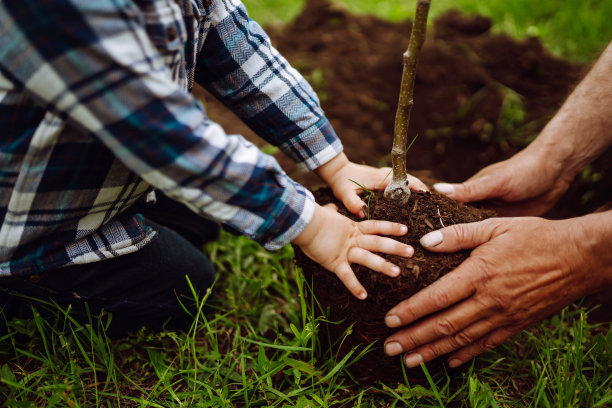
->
[0,0,342,276]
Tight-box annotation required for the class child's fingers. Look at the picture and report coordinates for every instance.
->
[334,263,368,300]
[340,192,367,218]
[348,247,401,278]
[358,220,408,236]
[356,235,414,257]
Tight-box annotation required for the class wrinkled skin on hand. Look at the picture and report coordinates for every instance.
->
[383,214,612,368]
[433,143,573,217]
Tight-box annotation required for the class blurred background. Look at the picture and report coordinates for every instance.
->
[243,0,612,62]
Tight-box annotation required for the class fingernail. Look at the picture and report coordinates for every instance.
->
[399,225,408,234]
[404,353,423,368]
[421,230,443,248]
[406,246,414,257]
[385,314,402,328]
[434,183,455,195]
[391,266,400,276]
[358,210,366,218]
[384,341,403,356]
[358,291,367,300]
[448,358,462,368]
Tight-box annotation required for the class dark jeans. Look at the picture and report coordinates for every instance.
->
[0,199,219,338]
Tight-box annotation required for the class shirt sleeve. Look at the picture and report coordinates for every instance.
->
[193,0,343,171]
[0,0,314,250]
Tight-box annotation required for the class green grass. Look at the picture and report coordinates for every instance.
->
[2,0,612,405]
[1,231,611,406]
[244,0,612,62]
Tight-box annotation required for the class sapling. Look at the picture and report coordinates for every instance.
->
[384,0,431,204]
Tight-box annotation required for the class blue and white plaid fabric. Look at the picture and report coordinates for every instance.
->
[0,0,342,276]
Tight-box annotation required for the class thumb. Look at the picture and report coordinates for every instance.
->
[337,190,367,218]
[420,219,500,252]
[434,174,499,203]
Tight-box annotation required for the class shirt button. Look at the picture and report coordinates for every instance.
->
[167,26,178,42]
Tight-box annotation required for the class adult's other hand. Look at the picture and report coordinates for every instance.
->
[383,212,612,368]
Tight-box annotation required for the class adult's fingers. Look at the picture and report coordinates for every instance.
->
[384,296,495,356]
[384,261,480,328]
[434,174,503,203]
[446,326,517,368]
[348,247,401,277]
[394,319,500,368]
[420,219,503,252]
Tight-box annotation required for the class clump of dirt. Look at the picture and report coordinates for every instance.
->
[294,189,495,384]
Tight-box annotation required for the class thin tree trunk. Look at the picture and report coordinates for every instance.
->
[384,0,431,204]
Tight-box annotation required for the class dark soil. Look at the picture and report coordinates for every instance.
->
[192,0,612,385]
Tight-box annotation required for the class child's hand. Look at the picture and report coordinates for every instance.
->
[315,153,427,218]
[292,204,413,299]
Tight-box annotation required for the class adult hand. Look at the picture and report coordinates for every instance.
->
[432,143,574,216]
[382,214,611,368]
[292,204,414,299]
[315,153,427,218]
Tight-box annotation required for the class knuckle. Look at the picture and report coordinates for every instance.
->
[434,318,456,337]
[429,288,450,309]
[453,331,473,347]
[460,181,476,197]
[478,336,500,352]
[488,293,510,311]
[467,256,493,283]
[452,224,470,243]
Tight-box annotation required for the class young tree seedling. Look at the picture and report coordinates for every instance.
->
[384,0,431,205]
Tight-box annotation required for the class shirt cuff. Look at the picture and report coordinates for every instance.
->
[279,117,344,172]
[261,180,316,251]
